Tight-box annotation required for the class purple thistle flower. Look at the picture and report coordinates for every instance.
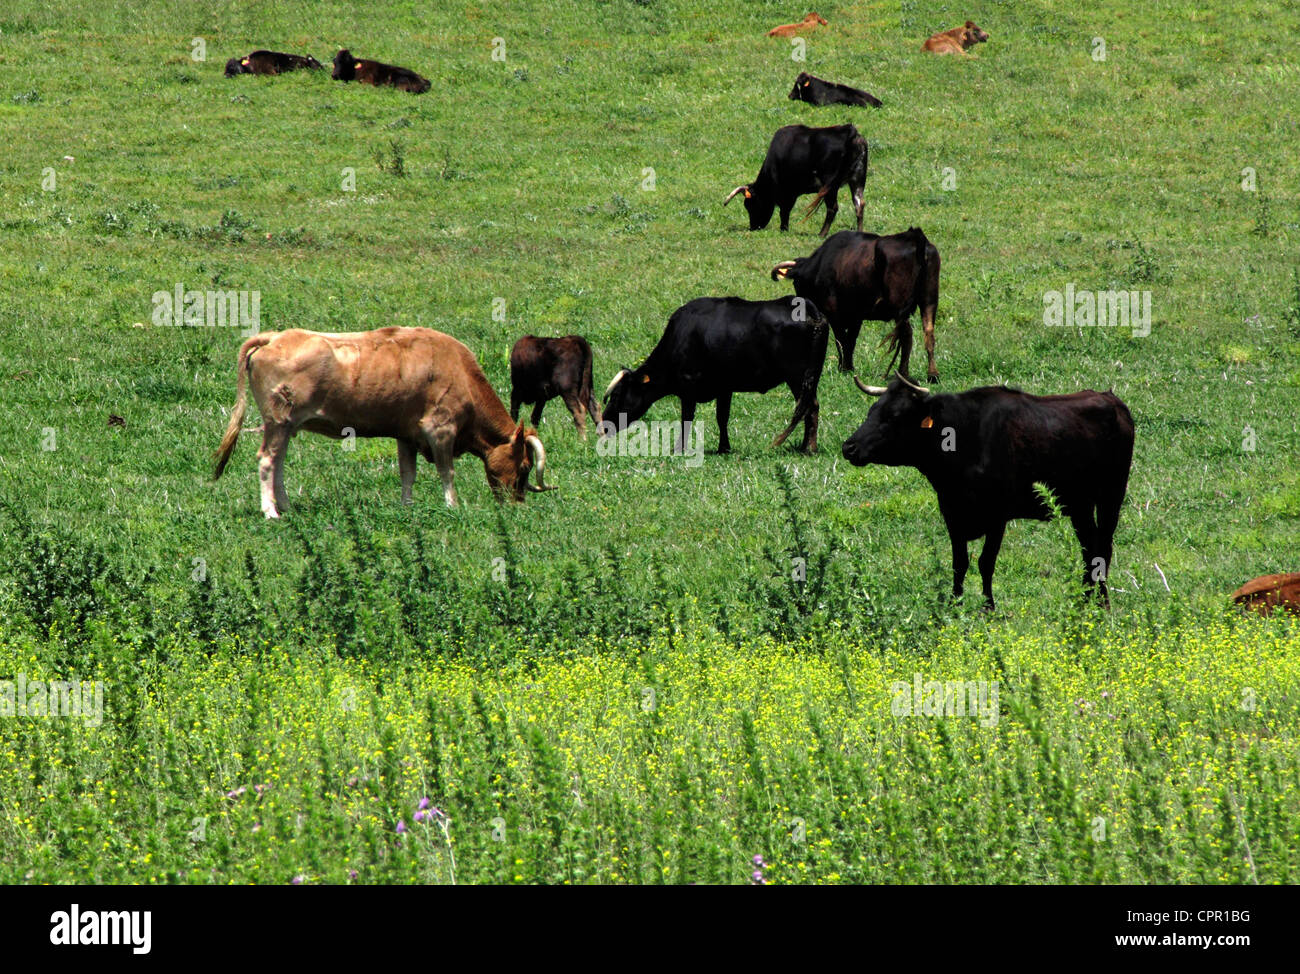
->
[414,810,428,823]
[417,797,430,811]
[396,819,407,834]
[753,855,765,868]
[291,875,304,885]
[751,871,766,884]
[348,869,358,880]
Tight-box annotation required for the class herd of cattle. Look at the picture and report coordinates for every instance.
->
[207,20,1294,614]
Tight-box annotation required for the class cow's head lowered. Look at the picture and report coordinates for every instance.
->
[601,368,667,432]
[723,182,776,231]
[841,374,935,468]
[488,424,554,502]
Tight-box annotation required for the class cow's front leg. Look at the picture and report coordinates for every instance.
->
[950,533,969,599]
[677,399,696,454]
[257,425,290,519]
[715,393,732,454]
[425,428,457,507]
[397,439,417,505]
[851,185,865,232]
[778,203,792,231]
[977,522,1006,611]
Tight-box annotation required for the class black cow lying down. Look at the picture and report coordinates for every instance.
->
[225,51,323,76]
[332,49,431,93]
[842,376,1135,609]
[789,72,882,108]
[603,296,829,454]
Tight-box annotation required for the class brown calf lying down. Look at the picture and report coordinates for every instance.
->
[213,327,554,516]
[332,49,431,93]
[768,13,828,38]
[922,21,990,56]
[1232,573,1300,616]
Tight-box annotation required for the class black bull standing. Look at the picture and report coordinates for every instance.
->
[841,376,1135,609]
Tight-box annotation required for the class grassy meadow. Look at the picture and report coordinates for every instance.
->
[0,0,1297,883]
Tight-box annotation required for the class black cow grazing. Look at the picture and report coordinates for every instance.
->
[772,227,940,379]
[510,335,604,440]
[603,296,829,454]
[225,51,323,77]
[842,376,1135,609]
[789,72,882,108]
[332,49,431,93]
[724,124,867,237]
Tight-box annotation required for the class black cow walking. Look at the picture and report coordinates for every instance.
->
[724,124,867,237]
[603,296,829,454]
[772,227,940,379]
[788,72,882,108]
[225,51,324,76]
[842,376,1135,609]
[332,49,431,93]
[509,335,603,440]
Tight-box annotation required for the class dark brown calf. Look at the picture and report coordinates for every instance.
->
[225,51,323,77]
[332,49,431,93]
[510,336,603,439]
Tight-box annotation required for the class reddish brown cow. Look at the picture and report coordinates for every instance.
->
[510,335,603,439]
[768,13,828,38]
[1232,573,1300,616]
[213,327,554,517]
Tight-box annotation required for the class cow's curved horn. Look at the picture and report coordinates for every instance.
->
[853,374,889,396]
[771,260,798,282]
[896,373,932,395]
[603,368,630,402]
[723,185,748,206]
[525,435,557,492]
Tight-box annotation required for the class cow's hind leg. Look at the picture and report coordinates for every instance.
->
[398,439,417,505]
[1091,492,1126,608]
[530,401,545,427]
[1068,506,1103,603]
[818,189,839,237]
[922,304,939,383]
[892,317,915,380]
[257,425,290,519]
[561,391,588,440]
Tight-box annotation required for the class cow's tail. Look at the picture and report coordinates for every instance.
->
[213,333,272,480]
[773,309,829,448]
[803,127,868,219]
[580,340,603,427]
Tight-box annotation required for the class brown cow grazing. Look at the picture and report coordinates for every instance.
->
[212,327,555,517]
[225,50,324,77]
[510,335,604,440]
[768,13,828,38]
[331,49,431,93]
[1232,573,1300,616]
[922,21,990,56]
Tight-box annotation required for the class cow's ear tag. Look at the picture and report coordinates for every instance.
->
[641,374,651,384]
[803,81,810,87]
[920,416,934,429]
[241,58,250,65]
[743,188,752,199]
[354,62,362,69]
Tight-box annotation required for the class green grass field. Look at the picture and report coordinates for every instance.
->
[0,0,1297,884]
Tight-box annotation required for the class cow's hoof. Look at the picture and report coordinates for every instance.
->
[928,372,940,384]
